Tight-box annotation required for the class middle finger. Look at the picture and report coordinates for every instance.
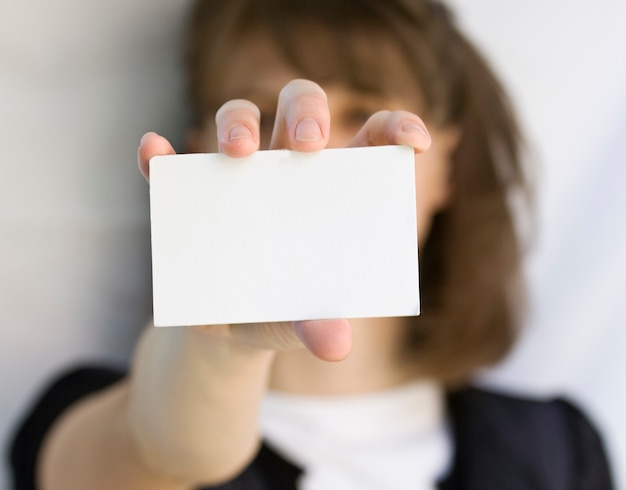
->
[270,79,331,152]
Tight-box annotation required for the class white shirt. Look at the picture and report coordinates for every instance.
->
[260,381,452,490]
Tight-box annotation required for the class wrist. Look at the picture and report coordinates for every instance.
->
[126,325,275,484]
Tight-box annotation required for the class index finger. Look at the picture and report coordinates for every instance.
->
[348,110,431,154]
[137,132,176,182]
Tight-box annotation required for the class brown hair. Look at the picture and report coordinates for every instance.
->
[185,0,529,383]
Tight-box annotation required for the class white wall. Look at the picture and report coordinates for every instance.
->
[446,1,626,487]
[0,1,192,487]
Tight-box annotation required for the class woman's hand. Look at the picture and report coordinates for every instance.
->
[137,79,430,363]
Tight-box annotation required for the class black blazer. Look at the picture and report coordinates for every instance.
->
[10,367,614,490]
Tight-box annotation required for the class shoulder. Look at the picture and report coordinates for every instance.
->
[442,386,614,490]
[447,385,609,452]
[448,385,592,429]
[9,365,126,490]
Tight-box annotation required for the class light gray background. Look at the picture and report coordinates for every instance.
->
[2,1,625,488]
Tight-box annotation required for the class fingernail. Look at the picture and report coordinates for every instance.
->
[295,118,322,142]
[229,125,253,141]
[402,122,428,137]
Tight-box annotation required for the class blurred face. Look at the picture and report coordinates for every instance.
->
[189,29,458,243]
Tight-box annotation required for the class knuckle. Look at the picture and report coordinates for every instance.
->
[367,110,392,125]
[279,79,327,105]
[215,99,260,124]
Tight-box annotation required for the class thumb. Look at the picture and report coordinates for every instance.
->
[294,319,352,362]
[229,319,352,362]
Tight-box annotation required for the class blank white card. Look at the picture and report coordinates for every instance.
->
[149,145,419,326]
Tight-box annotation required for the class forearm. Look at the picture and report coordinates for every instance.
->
[129,325,276,485]
[40,326,275,489]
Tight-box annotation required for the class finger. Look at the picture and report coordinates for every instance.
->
[215,99,261,157]
[348,110,431,154]
[229,319,352,362]
[294,319,352,362]
[138,132,176,182]
[270,79,331,152]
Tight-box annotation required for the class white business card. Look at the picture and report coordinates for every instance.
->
[149,145,419,326]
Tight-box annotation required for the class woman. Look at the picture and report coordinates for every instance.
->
[11,1,613,488]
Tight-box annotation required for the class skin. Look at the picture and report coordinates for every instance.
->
[39,34,459,490]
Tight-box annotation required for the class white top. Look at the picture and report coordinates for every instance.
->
[260,381,452,490]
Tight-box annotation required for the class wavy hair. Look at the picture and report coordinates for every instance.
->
[185,0,530,383]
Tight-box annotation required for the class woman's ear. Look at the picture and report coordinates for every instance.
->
[414,124,462,241]
[427,125,461,211]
